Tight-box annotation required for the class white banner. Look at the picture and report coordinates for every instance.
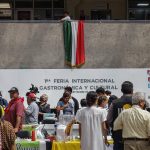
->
[0,69,150,107]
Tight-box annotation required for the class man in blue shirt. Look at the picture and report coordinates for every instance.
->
[0,91,8,108]
[25,93,39,124]
[57,92,73,115]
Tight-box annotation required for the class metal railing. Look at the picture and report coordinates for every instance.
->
[0,20,150,23]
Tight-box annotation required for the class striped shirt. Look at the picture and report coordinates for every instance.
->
[0,126,2,150]
[0,120,16,150]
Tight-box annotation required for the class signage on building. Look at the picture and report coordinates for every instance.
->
[0,9,11,17]
[0,69,149,107]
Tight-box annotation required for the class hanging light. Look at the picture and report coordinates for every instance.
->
[0,3,11,9]
[137,3,149,7]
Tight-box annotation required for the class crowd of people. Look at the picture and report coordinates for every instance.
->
[65,81,150,150]
[0,86,51,150]
[75,81,150,150]
[0,81,150,150]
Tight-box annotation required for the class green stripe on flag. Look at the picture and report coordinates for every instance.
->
[63,21,72,64]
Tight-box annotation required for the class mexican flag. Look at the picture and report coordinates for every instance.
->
[63,21,85,67]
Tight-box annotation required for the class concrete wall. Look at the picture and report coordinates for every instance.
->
[0,21,150,69]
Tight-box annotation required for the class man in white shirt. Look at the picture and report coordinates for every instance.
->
[25,93,39,124]
[61,11,71,21]
[114,92,150,150]
[76,91,108,150]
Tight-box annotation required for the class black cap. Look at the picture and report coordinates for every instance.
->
[8,87,19,93]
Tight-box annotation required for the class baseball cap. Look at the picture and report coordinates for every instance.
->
[8,87,19,93]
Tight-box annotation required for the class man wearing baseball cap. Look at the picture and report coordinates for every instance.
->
[25,93,39,124]
[4,87,24,133]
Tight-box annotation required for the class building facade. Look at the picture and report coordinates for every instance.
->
[0,0,149,20]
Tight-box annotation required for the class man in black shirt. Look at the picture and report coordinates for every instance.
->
[107,81,133,150]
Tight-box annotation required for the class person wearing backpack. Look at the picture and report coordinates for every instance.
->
[107,81,133,150]
[0,91,8,108]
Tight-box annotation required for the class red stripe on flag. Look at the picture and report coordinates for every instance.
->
[76,21,85,67]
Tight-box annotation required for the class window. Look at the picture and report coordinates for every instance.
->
[0,0,64,20]
[128,0,150,20]
[15,0,33,8]
[0,1,13,19]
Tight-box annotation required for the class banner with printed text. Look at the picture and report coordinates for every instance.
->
[0,69,150,107]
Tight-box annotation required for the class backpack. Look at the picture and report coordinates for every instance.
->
[0,97,5,107]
